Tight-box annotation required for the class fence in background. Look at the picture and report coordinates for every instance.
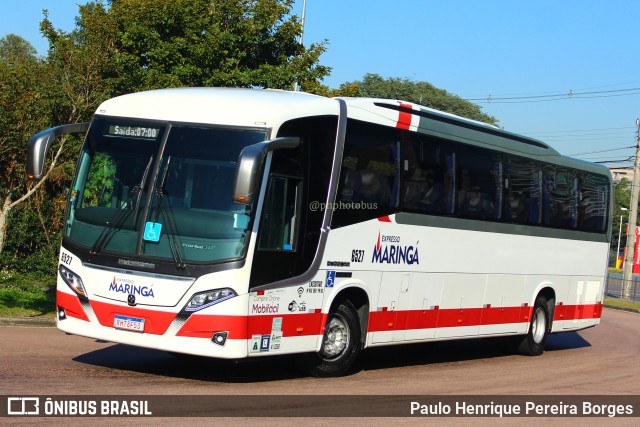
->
[605,272,640,303]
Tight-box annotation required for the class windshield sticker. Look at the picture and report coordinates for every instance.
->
[144,222,162,242]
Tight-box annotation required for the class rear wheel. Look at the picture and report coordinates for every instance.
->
[296,299,361,377]
[513,295,550,356]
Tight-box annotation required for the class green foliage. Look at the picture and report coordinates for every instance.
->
[83,153,117,207]
[48,0,331,93]
[611,177,632,252]
[0,203,59,275]
[1,0,332,283]
[0,34,37,61]
[0,35,50,196]
[0,269,55,316]
[327,73,498,126]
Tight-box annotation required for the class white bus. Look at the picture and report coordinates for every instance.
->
[27,88,611,376]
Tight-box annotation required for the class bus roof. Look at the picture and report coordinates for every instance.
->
[95,87,339,128]
[95,88,609,177]
[341,97,609,176]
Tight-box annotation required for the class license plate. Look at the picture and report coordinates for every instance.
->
[114,315,145,333]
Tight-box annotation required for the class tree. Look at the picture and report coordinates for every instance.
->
[325,73,498,126]
[612,177,632,253]
[0,35,50,256]
[0,4,119,260]
[0,0,331,263]
[61,0,330,93]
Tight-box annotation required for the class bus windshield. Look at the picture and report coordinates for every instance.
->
[65,117,267,265]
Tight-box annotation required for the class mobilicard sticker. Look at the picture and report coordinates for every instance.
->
[251,304,279,314]
[252,291,281,313]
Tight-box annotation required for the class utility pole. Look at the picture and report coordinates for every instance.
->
[293,0,307,92]
[622,118,640,299]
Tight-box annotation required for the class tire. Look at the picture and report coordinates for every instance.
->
[296,299,361,377]
[513,295,551,356]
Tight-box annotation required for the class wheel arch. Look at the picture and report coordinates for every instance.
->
[328,285,370,348]
[533,285,556,331]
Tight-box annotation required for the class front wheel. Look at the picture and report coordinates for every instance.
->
[296,299,361,377]
[513,295,551,356]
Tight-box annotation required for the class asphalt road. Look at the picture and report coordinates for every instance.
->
[0,308,638,426]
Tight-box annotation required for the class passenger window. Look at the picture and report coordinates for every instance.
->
[333,120,400,227]
[578,173,609,232]
[258,175,302,251]
[457,147,501,220]
[543,167,578,229]
[503,158,541,224]
[402,134,453,214]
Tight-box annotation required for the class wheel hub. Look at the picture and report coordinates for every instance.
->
[320,315,350,359]
[531,306,547,344]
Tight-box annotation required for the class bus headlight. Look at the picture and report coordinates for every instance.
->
[184,288,237,312]
[59,265,87,297]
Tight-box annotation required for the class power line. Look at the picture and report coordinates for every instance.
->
[464,81,640,99]
[568,146,636,156]
[465,87,640,103]
[538,131,634,139]
[540,136,632,143]
[525,126,634,135]
[578,155,634,162]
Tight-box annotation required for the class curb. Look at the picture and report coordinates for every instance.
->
[0,316,56,327]
[603,304,640,314]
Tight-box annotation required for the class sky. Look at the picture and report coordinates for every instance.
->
[2,0,640,166]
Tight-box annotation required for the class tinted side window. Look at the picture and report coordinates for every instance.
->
[503,158,542,225]
[258,175,302,252]
[543,167,578,228]
[578,173,609,232]
[456,146,501,220]
[333,120,400,227]
[402,134,454,215]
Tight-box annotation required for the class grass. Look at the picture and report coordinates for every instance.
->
[604,298,640,312]
[0,270,56,318]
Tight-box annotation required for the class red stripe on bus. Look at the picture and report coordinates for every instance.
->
[89,300,177,335]
[378,215,392,222]
[177,312,326,339]
[396,102,413,130]
[367,304,600,333]
[176,314,247,339]
[57,290,90,322]
[369,306,526,331]
[554,303,602,321]
[70,297,602,338]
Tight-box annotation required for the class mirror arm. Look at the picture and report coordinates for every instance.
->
[232,136,300,205]
[27,122,90,180]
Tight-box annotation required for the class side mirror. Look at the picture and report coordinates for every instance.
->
[232,136,300,205]
[27,122,90,180]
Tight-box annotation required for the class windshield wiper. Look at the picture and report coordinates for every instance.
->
[90,156,154,255]
[132,156,155,225]
[150,157,185,269]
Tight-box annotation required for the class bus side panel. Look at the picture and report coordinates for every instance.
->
[479,274,526,335]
